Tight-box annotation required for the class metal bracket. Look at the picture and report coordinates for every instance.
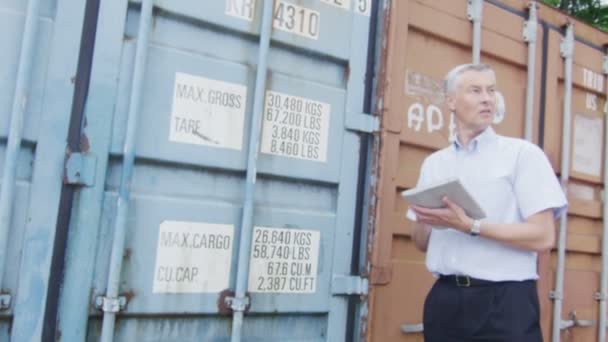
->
[401,323,424,334]
[0,294,11,310]
[331,275,368,296]
[560,24,574,59]
[95,296,127,313]
[345,113,379,134]
[560,310,595,330]
[225,295,250,312]
[595,291,608,301]
[466,0,482,22]
[603,56,608,75]
[523,2,537,43]
[64,152,97,186]
[549,290,563,300]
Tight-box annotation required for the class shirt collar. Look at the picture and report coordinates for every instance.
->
[453,126,497,152]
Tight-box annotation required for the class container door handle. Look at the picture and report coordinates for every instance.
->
[401,323,423,333]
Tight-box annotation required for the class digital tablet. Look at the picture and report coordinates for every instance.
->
[401,178,486,220]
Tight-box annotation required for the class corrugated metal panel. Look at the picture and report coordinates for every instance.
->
[367,0,544,340]
[538,22,607,342]
[0,0,86,340]
[369,1,608,341]
[57,0,374,341]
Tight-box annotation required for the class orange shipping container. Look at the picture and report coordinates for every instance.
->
[366,0,608,341]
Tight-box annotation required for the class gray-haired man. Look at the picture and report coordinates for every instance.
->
[408,64,567,341]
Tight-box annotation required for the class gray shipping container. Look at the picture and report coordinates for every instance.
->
[0,0,88,340]
[1,0,377,341]
[14,1,608,341]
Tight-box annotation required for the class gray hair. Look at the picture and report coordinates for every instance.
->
[444,64,495,95]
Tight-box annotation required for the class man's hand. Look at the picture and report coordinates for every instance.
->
[410,196,473,233]
[411,197,557,252]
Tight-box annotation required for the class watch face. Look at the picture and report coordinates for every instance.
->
[470,220,481,236]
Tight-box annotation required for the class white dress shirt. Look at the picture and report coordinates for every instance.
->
[408,127,567,281]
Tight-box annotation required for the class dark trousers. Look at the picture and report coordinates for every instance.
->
[423,277,543,342]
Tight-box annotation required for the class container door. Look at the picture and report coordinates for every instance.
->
[56,0,374,341]
[367,0,543,340]
[0,0,86,341]
[539,26,607,341]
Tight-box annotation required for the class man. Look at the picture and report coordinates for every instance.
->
[408,63,567,341]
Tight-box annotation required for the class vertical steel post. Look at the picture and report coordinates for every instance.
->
[523,2,538,142]
[597,53,608,342]
[467,0,483,64]
[229,0,274,341]
[99,1,153,341]
[552,23,574,342]
[56,0,129,339]
[0,0,41,305]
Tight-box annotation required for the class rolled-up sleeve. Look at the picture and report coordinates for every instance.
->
[513,143,568,219]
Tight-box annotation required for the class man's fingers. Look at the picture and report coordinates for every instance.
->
[442,196,459,211]
[416,213,434,224]
[412,205,449,216]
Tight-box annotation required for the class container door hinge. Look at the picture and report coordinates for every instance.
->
[560,24,574,59]
[522,2,537,43]
[401,323,424,334]
[0,294,11,310]
[331,275,368,296]
[594,291,607,301]
[467,0,482,23]
[560,310,595,330]
[94,296,127,313]
[64,152,97,186]
[224,295,250,312]
[345,113,379,134]
[549,290,563,300]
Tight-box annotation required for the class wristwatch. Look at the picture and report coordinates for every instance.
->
[469,219,481,236]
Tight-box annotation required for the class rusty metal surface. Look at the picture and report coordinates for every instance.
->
[536,11,607,341]
[366,0,561,341]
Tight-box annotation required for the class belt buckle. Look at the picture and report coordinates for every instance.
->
[456,275,471,287]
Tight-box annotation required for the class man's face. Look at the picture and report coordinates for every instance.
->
[446,70,496,132]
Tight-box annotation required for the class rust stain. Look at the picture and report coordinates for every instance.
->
[80,133,90,152]
[217,289,235,315]
[217,289,251,314]
[62,148,72,185]
[122,289,136,302]
[362,1,392,339]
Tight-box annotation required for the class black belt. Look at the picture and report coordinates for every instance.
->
[439,275,498,287]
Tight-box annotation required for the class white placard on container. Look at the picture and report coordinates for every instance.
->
[225,0,256,21]
[273,0,321,40]
[170,72,246,150]
[153,221,234,293]
[248,226,321,293]
[260,90,331,162]
[572,114,603,177]
[320,0,350,11]
[354,0,371,16]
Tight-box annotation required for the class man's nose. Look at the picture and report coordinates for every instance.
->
[480,90,494,102]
